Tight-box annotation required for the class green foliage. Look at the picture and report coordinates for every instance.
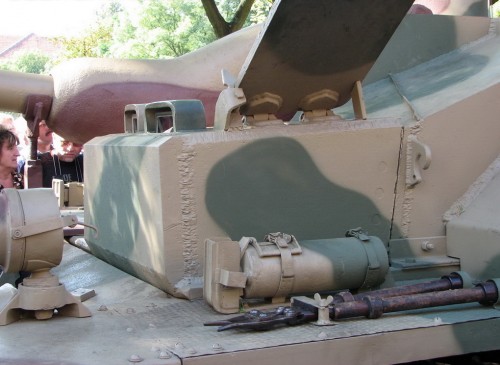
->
[112,0,217,58]
[56,0,274,60]
[57,24,114,58]
[248,0,274,24]
[0,51,51,74]
[217,0,273,25]
[0,0,274,75]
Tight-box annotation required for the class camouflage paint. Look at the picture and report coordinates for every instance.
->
[85,120,404,298]
[52,82,219,144]
[205,137,396,242]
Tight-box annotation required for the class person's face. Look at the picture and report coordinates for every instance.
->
[57,140,83,162]
[0,141,20,170]
[38,120,53,145]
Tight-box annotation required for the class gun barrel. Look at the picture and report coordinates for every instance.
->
[0,70,54,114]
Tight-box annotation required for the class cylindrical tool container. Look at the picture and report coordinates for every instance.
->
[242,234,389,299]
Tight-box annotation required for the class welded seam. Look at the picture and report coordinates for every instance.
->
[177,141,201,277]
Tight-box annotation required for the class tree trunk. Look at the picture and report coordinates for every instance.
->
[201,0,257,38]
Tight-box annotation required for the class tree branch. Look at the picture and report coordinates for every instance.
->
[201,0,257,38]
[200,0,230,38]
[231,0,257,32]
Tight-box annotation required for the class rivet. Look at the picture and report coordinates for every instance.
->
[13,230,22,238]
[175,342,185,349]
[97,305,108,311]
[212,343,223,351]
[186,348,197,355]
[126,327,134,333]
[128,354,143,363]
[378,161,388,173]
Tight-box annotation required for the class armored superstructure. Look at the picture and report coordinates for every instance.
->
[1,1,500,364]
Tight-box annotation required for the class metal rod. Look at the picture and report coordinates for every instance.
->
[332,281,499,320]
[333,272,466,304]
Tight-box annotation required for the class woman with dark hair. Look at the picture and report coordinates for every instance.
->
[0,126,25,286]
[0,126,23,190]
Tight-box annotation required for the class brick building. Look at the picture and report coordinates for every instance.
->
[0,33,62,61]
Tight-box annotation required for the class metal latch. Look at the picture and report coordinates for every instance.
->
[345,227,370,241]
[259,232,301,301]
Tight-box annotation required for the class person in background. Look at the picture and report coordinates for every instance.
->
[0,114,27,153]
[37,119,53,153]
[0,113,15,132]
[17,117,56,182]
[15,117,52,161]
[0,126,25,287]
[29,133,84,188]
[0,126,23,190]
[13,116,30,153]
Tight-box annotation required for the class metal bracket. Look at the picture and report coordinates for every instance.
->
[11,215,77,239]
[23,95,53,160]
[214,70,285,129]
[204,238,244,314]
[53,180,84,208]
[145,100,206,132]
[124,104,146,133]
[23,95,52,188]
[351,80,367,120]
[213,69,247,131]
[217,268,247,288]
[241,92,283,127]
[407,135,432,187]
[298,89,339,123]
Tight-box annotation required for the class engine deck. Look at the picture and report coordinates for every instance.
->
[1,242,499,365]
